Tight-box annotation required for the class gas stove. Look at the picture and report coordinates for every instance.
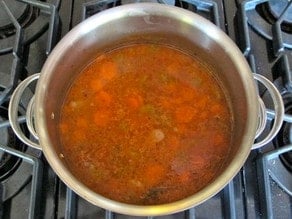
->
[0,0,291,218]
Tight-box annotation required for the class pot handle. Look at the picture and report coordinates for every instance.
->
[252,73,285,149]
[8,73,284,150]
[8,73,42,150]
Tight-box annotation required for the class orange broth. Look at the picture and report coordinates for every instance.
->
[59,43,233,205]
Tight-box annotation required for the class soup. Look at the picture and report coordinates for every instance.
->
[59,43,233,205]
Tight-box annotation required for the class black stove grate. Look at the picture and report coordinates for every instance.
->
[0,144,43,218]
[0,0,60,104]
[0,0,60,218]
[239,0,292,89]
[82,0,222,27]
[237,1,292,218]
[257,144,292,218]
[239,0,292,52]
[0,0,25,104]
[0,0,61,54]
[0,104,26,181]
[0,0,292,218]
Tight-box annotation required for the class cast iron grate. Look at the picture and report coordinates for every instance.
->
[238,0,292,93]
[81,0,221,27]
[273,92,292,172]
[0,144,43,218]
[237,1,292,218]
[238,0,292,103]
[239,0,292,54]
[0,0,60,105]
[0,0,59,218]
[0,0,60,54]
[257,144,292,218]
[0,104,26,181]
[2,0,290,218]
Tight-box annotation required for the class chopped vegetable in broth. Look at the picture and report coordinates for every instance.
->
[59,43,233,205]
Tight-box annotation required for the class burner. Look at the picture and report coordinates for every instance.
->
[267,0,292,31]
[274,92,292,172]
[82,0,219,26]
[83,0,175,20]
[242,0,292,49]
[0,104,26,181]
[0,0,37,39]
[256,0,292,28]
[0,0,60,55]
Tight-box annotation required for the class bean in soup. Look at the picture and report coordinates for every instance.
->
[59,43,233,205]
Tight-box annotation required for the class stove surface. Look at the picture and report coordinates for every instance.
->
[0,0,291,218]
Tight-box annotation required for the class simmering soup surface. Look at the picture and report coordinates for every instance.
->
[59,43,233,205]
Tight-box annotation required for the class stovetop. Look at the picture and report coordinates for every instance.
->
[0,0,292,218]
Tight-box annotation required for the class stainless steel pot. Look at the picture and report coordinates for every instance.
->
[8,3,284,216]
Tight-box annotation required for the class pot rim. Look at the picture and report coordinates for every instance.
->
[35,3,258,216]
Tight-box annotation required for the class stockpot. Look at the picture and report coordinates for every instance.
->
[8,3,284,216]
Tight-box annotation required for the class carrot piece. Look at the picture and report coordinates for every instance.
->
[175,105,196,123]
[172,97,184,105]
[95,90,112,107]
[198,111,208,120]
[76,118,88,131]
[159,98,172,109]
[100,61,118,81]
[143,164,166,187]
[162,83,177,94]
[179,87,195,102]
[126,93,143,110]
[90,79,104,91]
[179,171,191,183]
[93,111,111,126]
[90,61,117,92]
[167,63,179,75]
[210,104,224,115]
[197,98,208,109]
